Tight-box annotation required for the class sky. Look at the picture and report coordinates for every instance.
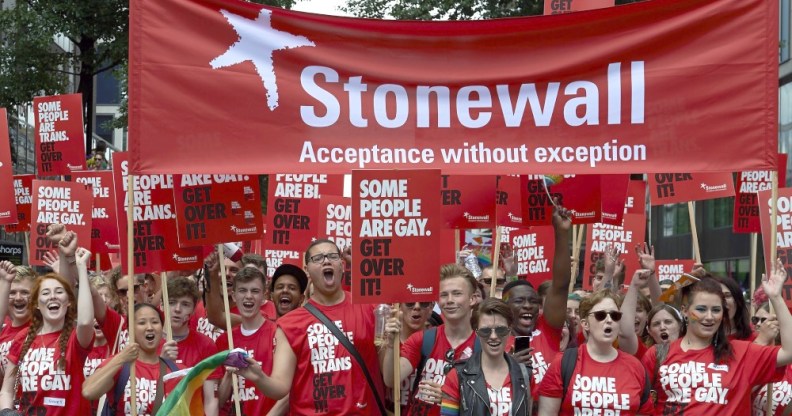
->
[291,0,351,16]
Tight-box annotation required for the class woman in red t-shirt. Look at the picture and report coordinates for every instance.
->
[537,289,653,415]
[642,260,792,415]
[0,243,95,416]
[84,303,182,416]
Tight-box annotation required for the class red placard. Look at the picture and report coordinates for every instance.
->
[733,154,788,233]
[29,180,93,265]
[0,109,16,226]
[441,175,496,229]
[352,169,441,303]
[33,94,86,175]
[583,213,646,290]
[648,172,735,205]
[72,171,120,254]
[265,175,324,253]
[511,227,556,289]
[496,175,524,227]
[521,176,555,226]
[758,188,792,308]
[624,180,646,215]
[599,175,631,225]
[655,259,695,283]
[112,153,202,273]
[545,175,602,224]
[544,0,614,15]
[131,0,777,176]
[172,174,262,245]
[4,175,34,233]
[318,195,352,252]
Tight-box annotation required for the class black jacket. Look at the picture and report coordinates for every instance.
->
[454,351,532,416]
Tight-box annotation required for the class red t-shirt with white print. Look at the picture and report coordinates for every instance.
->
[442,368,515,416]
[0,321,29,376]
[528,314,563,398]
[538,344,653,415]
[752,365,792,416]
[97,358,183,416]
[401,324,478,416]
[277,293,384,415]
[642,339,781,415]
[216,320,277,415]
[6,329,93,416]
[190,301,225,342]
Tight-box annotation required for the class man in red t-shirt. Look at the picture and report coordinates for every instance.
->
[0,262,34,387]
[502,206,572,396]
[224,239,384,415]
[382,263,479,416]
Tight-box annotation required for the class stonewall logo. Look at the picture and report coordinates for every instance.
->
[172,253,199,264]
[508,212,523,222]
[601,212,618,220]
[0,211,10,218]
[463,212,490,222]
[230,225,258,235]
[407,283,433,294]
[104,242,120,250]
[700,183,727,192]
[66,163,84,170]
[571,209,596,219]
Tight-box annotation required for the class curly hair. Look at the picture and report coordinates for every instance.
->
[18,273,76,371]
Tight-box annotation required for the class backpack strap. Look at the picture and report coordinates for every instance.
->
[101,362,131,416]
[152,358,177,415]
[640,369,651,408]
[412,327,437,394]
[560,347,578,404]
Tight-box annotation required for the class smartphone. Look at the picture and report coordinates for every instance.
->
[514,336,531,353]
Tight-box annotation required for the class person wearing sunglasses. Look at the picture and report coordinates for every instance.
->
[440,298,531,416]
[642,260,792,415]
[382,264,480,416]
[537,289,653,415]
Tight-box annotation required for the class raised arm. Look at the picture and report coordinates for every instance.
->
[636,243,661,303]
[765,259,792,366]
[618,269,651,355]
[0,262,17,322]
[74,245,95,349]
[204,252,242,330]
[543,205,573,329]
[229,328,296,400]
[83,343,138,400]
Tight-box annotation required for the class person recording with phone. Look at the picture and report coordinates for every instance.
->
[440,298,532,416]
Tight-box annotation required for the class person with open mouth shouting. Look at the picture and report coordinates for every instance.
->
[441,298,532,416]
[538,289,654,415]
[0,263,35,390]
[646,304,685,347]
[0,237,94,416]
[642,259,792,415]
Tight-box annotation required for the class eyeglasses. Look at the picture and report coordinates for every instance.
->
[404,302,433,309]
[308,252,341,264]
[588,310,623,322]
[751,316,768,325]
[442,348,455,375]
[476,326,510,339]
[118,285,141,296]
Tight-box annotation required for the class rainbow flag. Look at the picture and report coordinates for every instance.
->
[157,350,229,416]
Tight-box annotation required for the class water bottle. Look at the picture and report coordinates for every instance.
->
[464,253,482,279]
[374,304,392,347]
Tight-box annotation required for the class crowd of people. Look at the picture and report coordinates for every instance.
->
[0,205,789,415]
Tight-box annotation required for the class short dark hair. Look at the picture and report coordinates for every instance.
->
[241,253,265,269]
[234,266,267,288]
[167,276,200,305]
[304,239,341,263]
[503,279,533,295]
[473,298,514,329]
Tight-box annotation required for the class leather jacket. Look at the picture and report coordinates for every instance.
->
[455,351,532,416]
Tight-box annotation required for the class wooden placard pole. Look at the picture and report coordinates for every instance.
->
[750,233,757,317]
[393,303,401,416]
[218,245,243,416]
[768,172,779,416]
[687,201,702,264]
[126,174,137,416]
[160,271,173,342]
[490,227,502,298]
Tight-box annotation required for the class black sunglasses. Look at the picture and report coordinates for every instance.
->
[476,326,510,339]
[404,302,433,309]
[588,310,623,322]
[442,348,455,375]
[751,316,768,325]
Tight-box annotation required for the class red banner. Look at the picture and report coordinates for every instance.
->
[130,0,778,176]
[648,172,735,205]
[655,259,695,283]
[352,169,441,303]
[29,180,93,265]
[0,109,16,226]
[4,175,34,233]
[112,153,202,273]
[440,175,496,229]
[583,213,646,290]
[758,188,792,308]
[733,154,788,233]
[172,174,262,245]
[72,171,120,254]
[511,227,555,289]
[33,94,86,175]
[544,0,614,15]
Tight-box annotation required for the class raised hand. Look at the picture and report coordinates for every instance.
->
[45,224,66,243]
[762,259,788,299]
[552,202,573,231]
[0,261,16,283]
[75,247,92,268]
[636,243,656,272]
[58,230,78,258]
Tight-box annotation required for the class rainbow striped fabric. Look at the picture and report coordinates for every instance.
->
[156,350,229,416]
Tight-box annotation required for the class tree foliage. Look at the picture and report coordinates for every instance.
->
[341,0,543,20]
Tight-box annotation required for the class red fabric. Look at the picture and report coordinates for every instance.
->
[442,368,514,415]
[528,314,563,398]
[277,293,384,415]
[216,320,277,414]
[97,358,184,416]
[751,365,792,416]
[191,301,225,342]
[634,341,649,360]
[642,339,780,415]
[538,344,653,415]
[129,0,778,176]
[261,300,276,321]
[0,321,29,365]
[101,306,124,353]
[175,329,219,378]
[401,325,478,416]
[6,329,92,416]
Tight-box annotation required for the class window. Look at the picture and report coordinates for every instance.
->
[782,0,790,63]
[662,203,691,237]
[95,115,114,143]
[96,68,121,105]
[705,198,734,229]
